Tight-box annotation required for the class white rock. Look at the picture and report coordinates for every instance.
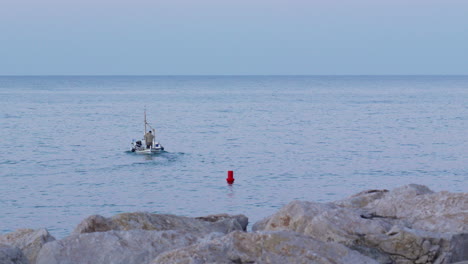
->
[253,184,468,264]
[151,230,379,264]
[36,229,223,264]
[362,184,467,233]
[0,244,29,264]
[73,212,247,235]
[0,229,55,264]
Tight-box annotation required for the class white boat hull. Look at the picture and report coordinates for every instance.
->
[131,141,164,154]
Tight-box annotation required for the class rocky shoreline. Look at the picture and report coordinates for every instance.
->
[1,184,467,264]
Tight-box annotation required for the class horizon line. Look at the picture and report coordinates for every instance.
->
[1,74,467,77]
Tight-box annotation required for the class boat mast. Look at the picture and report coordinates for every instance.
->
[144,107,147,136]
[144,107,157,145]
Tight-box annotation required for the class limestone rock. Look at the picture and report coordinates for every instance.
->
[253,201,393,244]
[151,230,378,264]
[253,184,468,263]
[195,213,249,231]
[0,229,55,264]
[0,244,29,264]
[334,189,389,208]
[253,200,395,262]
[360,184,467,233]
[36,229,222,264]
[73,212,247,235]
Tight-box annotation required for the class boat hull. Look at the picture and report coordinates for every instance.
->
[132,147,164,154]
[131,141,164,154]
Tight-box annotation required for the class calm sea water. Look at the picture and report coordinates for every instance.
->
[1,76,467,238]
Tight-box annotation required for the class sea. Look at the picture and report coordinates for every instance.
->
[1,75,467,238]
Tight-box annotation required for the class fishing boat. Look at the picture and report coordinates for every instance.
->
[131,109,164,154]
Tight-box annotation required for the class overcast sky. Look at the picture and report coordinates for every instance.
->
[0,0,467,75]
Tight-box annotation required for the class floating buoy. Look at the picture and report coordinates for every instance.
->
[226,170,235,184]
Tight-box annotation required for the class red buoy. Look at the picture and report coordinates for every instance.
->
[226,170,235,184]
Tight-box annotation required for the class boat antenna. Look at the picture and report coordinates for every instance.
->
[144,107,147,136]
[144,107,156,135]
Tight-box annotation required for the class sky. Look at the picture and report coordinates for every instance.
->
[0,0,467,75]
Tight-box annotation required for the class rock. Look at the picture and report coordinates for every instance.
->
[450,233,468,263]
[374,225,464,263]
[253,184,468,264]
[334,189,389,209]
[71,215,110,233]
[151,230,379,264]
[36,229,223,264]
[0,229,55,264]
[0,244,29,264]
[195,213,249,231]
[253,200,395,263]
[253,201,394,245]
[73,212,248,235]
[54,212,247,264]
[360,184,467,233]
